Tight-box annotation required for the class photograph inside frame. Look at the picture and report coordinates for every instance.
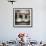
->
[13,8,32,27]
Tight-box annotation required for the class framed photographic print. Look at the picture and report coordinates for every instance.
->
[13,8,33,28]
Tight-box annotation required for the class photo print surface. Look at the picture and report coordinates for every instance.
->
[13,8,32,27]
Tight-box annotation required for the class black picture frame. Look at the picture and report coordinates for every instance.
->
[13,8,33,28]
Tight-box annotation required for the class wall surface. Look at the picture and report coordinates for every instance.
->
[0,0,46,42]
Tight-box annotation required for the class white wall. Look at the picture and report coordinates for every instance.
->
[0,0,46,42]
